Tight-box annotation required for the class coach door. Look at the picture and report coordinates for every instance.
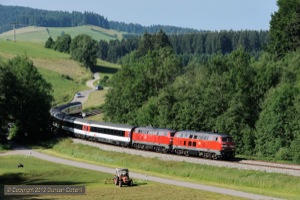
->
[82,125,90,136]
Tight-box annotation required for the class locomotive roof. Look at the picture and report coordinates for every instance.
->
[135,126,176,132]
[134,126,176,135]
[174,130,230,138]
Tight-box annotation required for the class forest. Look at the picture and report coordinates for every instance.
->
[102,0,300,163]
[42,1,300,163]
[97,30,269,64]
[0,4,199,35]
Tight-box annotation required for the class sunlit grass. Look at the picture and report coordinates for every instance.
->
[0,40,94,104]
[0,155,241,200]
[83,89,107,110]
[37,138,300,200]
[0,25,125,43]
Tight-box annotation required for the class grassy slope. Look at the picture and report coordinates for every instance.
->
[0,25,124,43]
[0,40,92,105]
[0,156,241,200]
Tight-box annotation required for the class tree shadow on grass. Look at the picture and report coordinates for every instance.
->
[0,173,90,200]
[91,65,119,74]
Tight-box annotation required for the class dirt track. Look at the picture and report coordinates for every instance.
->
[0,147,283,200]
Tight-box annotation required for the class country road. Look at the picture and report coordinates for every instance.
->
[71,72,100,104]
[0,147,283,200]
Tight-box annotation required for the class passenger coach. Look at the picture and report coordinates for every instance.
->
[88,121,135,147]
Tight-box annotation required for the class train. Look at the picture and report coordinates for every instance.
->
[50,102,235,160]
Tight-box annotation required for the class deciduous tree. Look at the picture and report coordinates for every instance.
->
[0,56,53,143]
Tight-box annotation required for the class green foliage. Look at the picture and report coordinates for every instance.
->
[104,46,182,124]
[268,0,300,58]
[255,83,298,158]
[54,34,71,53]
[0,56,53,143]
[70,34,99,68]
[44,36,55,48]
[136,30,172,58]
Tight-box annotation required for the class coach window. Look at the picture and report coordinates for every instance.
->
[193,142,196,146]
[189,135,193,139]
[188,141,192,146]
[193,135,197,139]
[184,141,186,146]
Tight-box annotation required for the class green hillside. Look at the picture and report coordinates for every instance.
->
[0,40,92,104]
[0,25,125,43]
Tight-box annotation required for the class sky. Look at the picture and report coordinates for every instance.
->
[0,0,278,31]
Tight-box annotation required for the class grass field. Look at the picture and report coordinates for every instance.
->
[0,40,119,105]
[0,155,242,200]
[34,138,300,200]
[0,40,96,104]
[0,25,124,43]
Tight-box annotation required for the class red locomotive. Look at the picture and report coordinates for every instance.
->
[173,131,235,159]
[131,126,176,153]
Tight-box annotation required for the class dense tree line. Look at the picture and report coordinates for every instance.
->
[109,21,200,35]
[0,4,199,35]
[0,56,53,143]
[0,5,109,33]
[97,30,269,64]
[103,0,300,163]
[45,34,99,69]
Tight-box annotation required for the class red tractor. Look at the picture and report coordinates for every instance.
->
[113,168,133,187]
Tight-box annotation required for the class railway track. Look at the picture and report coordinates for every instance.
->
[71,138,300,177]
[84,109,102,117]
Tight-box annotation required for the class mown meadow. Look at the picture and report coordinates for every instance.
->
[34,138,299,200]
[0,155,242,200]
[0,25,123,43]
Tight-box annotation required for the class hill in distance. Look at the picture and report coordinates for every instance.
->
[0,25,125,43]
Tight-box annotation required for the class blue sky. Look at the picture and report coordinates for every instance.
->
[0,0,278,31]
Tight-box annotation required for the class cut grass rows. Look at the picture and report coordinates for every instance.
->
[0,156,242,200]
[37,138,300,200]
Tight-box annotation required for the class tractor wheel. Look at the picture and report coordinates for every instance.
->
[114,176,119,185]
[129,180,133,186]
[119,181,122,187]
